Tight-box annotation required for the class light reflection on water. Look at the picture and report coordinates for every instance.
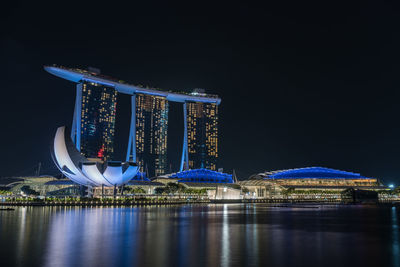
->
[392,207,399,267]
[0,204,399,267]
[221,204,229,267]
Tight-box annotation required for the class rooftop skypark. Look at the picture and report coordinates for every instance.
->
[45,65,221,103]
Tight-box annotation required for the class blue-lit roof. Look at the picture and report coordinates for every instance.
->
[263,167,372,179]
[170,169,234,183]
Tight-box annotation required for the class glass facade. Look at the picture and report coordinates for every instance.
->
[80,82,117,161]
[187,102,218,170]
[136,94,169,177]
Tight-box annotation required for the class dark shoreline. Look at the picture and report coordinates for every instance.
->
[0,199,398,207]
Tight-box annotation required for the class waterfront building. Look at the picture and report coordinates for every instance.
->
[135,94,169,177]
[240,167,388,200]
[152,168,239,200]
[52,126,139,187]
[170,169,232,183]
[153,168,235,190]
[0,176,68,196]
[186,101,218,170]
[91,180,164,197]
[249,167,380,187]
[78,82,117,161]
[0,176,163,198]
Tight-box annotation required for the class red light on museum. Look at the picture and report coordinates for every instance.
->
[97,146,105,159]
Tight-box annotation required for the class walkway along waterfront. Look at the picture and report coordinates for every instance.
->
[1,194,399,206]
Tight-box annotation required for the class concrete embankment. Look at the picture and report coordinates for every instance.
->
[0,199,210,207]
[2,198,398,206]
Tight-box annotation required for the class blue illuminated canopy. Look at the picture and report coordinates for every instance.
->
[170,169,234,183]
[261,167,373,180]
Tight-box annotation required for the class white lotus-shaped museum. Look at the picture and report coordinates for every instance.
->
[52,126,139,187]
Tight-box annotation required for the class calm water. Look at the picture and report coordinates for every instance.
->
[0,204,399,267]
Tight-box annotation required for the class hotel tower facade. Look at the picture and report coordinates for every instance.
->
[135,94,169,177]
[45,66,221,178]
[186,102,218,170]
[74,81,117,161]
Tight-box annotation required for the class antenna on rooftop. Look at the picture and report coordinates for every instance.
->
[233,169,238,183]
[35,162,42,176]
[88,67,101,74]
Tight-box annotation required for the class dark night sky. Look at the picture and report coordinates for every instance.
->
[1,1,400,184]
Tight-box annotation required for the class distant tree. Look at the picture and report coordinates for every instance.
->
[164,183,186,194]
[241,187,250,194]
[20,186,39,196]
[124,186,146,194]
[154,187,165,195]
[393,186,400,194]
[130,187,146,194]
[0,190,11,196]
[154,183,209,195]
[135,187,146,194]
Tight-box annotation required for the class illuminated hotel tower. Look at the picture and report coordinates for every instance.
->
[135,94,169,177]
[186,102,218,170]
[44,66,221,177]
[72,82,117,161]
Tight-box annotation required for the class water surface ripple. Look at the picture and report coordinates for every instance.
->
[0,204,399,267]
